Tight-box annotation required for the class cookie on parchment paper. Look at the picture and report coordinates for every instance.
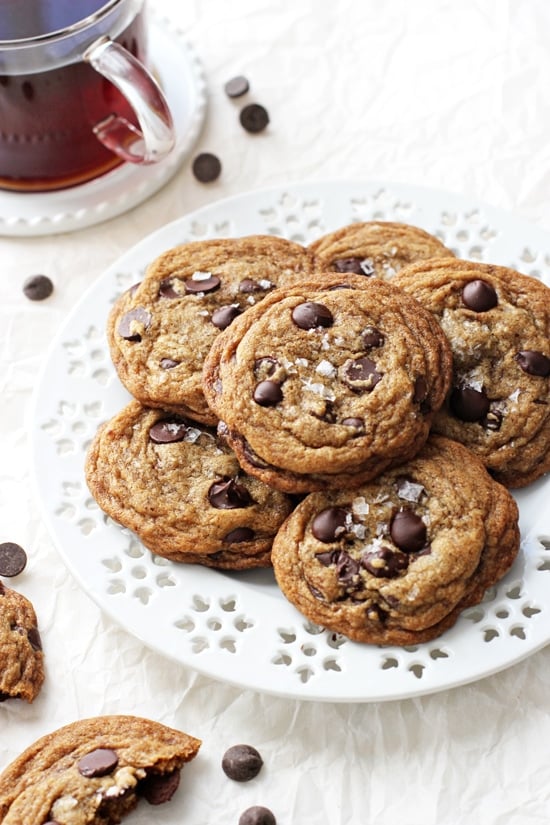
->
[0,581,44,703]
[0,715,201,824]
[271,435,520,646]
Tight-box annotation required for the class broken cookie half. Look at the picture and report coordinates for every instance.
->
[0,715,201,824]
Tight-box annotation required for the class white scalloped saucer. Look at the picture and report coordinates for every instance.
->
[0,15,206,236]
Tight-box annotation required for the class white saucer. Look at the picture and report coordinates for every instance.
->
[0,15,207,236]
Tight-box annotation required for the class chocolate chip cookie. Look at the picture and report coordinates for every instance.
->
[309,220,455,280]
[0,715,201,823]
[85,401,293,568]
[107,236,315,424]
[271,435,520,645]
[0,581,44,703]
[393,258,550,487]
[203,274,453,493]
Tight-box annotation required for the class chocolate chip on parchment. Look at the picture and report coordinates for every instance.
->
[208,478,253,509]
[291,301,333,330]
[192,152,222,183]
[139,768,181,805]
[0,542,27,577]
[253,380,283,406]
[390,510,427,553]
[222,744,263,781]
[239,103,269,133]
[239,806,276,825]
[311,507,348,542]
[461,279,498,312]
[23,274,53,301]
[515,350,550,377]
[224,75,250,98]
[78,748,119,778]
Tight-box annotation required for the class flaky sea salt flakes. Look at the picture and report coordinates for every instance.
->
[258,279,274,289]
[184,427,202,443]
[316,359,337,378]
[302,378,335,400]
[396,478,426,503]
[295,357,309,367]
[191,270,214,281]
[508,388,521,403]
[352,496,370,517]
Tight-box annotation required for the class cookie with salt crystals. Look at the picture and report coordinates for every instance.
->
[0,715,201,824]
[203,273,452,493]
[85,401,293,569]
[107,236,315,424]
[271,436,520,646]
[309,220,455,280]
[394,258,550,487]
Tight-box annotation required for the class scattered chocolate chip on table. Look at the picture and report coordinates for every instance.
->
[239,103,270,133]
[224,75,250,98]
[22,274,54,301]
[0,542,27,577]
[239,805,277,825]
[192,152,222,182]
[222,744,264,781]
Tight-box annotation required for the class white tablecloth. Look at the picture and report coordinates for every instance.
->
[1,1,550,823]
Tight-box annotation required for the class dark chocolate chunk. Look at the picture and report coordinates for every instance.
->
[254,357,279,379]
[223,527,256,543]
[239,103,269,133]
[342,357,383,391]
[390,510,427,553]
[515,350,550,377]
[413,376,428,405]
[341,417,365,435]
[362,326,385,348]
[26,626,42,651]
[239,277,273,293]
[208,478,253,509]
[239,806,276,825]
[450,385,490,422]
[332,257,375,276]
[78,748,119,778]
[160,358,180,369]
[335,550,361,588]
[192,152,222,183]
[117,307,151,341]
[158,277,181,298]
[211,304,241,329]
[253,380,283,406]
[315,549,340,566]
[0,542,27,577]
[291,301,333,330]
[224,75,250,98]
[139,768,181,805]
[461,279,498,312]
[311,507,348,542]
[23,274,53,301]
[184,274,221,294]
[361,546,409,578]
[149,419,193,444]
[222,744,263,781]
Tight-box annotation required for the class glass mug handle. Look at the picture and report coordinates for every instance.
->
[83,35,175,165]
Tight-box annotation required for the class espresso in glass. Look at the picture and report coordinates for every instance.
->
[0,0,148,191]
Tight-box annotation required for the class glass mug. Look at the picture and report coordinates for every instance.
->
[0,0,175,192]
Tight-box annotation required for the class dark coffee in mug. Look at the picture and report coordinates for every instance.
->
[0,0,148,191]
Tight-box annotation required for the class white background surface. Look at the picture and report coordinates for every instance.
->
[1,1,550,823]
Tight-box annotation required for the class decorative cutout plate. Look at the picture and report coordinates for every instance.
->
[30,180,550,702]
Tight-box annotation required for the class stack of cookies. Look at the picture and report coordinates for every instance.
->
[86,221,550,645]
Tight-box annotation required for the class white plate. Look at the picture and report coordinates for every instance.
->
[30,180,550,702]
[0,14,206,236]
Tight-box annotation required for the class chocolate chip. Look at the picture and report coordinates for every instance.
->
[192,152,222,183]
[23,274,53,301]
[390,510,427,553]
[78,748,119,778]
[208,478,253,509]
[239,278,272,293]
[342,357,383,391]
[413,376,428,405]
[239,806,276,825]
[117,307,151,341]
[311,507,348,542]
[239,103,269,133]
[332,257,375,276]
[483,409,503,431]
[223,527,255,543]
[515,350,550,377]
[0,542,27,577]
[341,417,365,435]
[160,358,180,369]
[461,279,498,312]
[315,549,339,566]
[211,305,241,329]
[27,627,42,651]
[335,550,361,587]
[362,326,385,348]
[224,75,250,98]
[158,277,182,298]
[149,419,193,444]
[253,380,283,406]
[139,768,181,805]
[222,744,263,781]
[184,274,221,294]
[450,385,490,421]
[291,301,333,330]
[361,546,409,578]
[253,357,279,379]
